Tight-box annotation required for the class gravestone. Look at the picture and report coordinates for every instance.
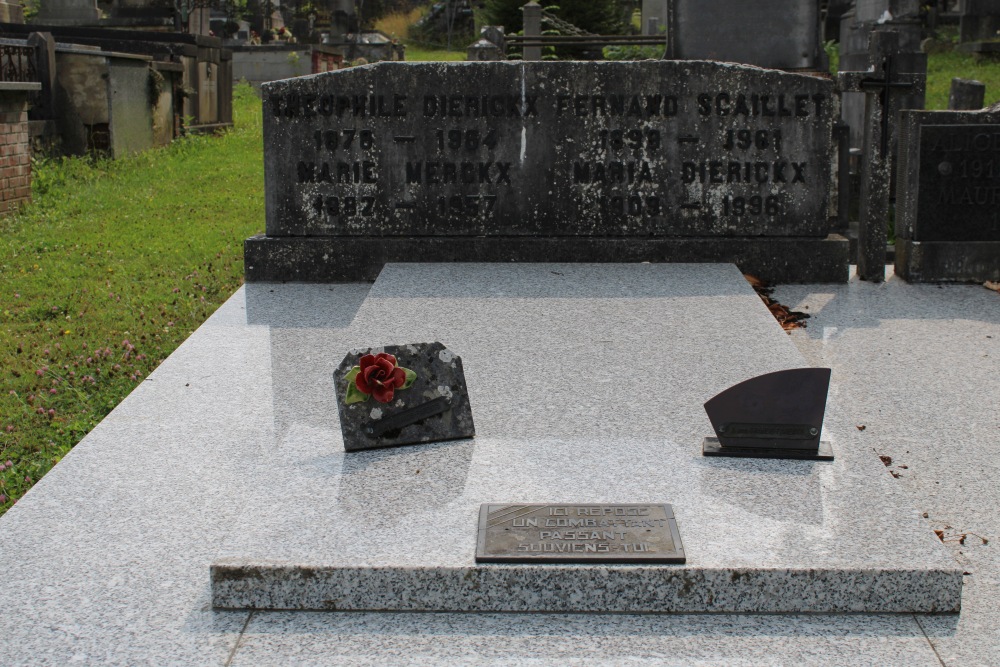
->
[839,30,925,282]
[245,61,848,284]
[839,2,926,153]
[34,0,98,24]
[895,108,1000,282]
[949,77,987,110]
[959,0,1000,43]
[641,0,666,36]
[671,0,822,69]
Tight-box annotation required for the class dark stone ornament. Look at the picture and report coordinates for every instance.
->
[702,368,834,460]
[333,342,475,452]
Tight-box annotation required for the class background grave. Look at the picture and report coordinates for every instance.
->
[895,108,1000,282]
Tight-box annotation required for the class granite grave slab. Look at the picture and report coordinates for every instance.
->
[245,61,848,284]
[895,109,1000,282]
[211,263,960,613]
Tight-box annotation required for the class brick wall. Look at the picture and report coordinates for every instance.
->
[0,92,32,215]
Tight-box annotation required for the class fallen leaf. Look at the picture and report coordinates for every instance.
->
[879,455,892,466]
[743,275,811,331]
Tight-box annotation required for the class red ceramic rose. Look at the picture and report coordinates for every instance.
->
[355,353,407,403]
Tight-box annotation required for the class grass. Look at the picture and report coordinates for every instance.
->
[925,50,1000,110]
[374,6,429,42]
[404,45,467,62]
[0,83,265,515]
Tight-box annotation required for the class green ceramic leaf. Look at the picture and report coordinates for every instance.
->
[401,367,417,389]
[345,366,360,382]
[345,381,369,405]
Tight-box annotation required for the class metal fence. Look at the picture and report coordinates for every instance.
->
[0,40,37,83]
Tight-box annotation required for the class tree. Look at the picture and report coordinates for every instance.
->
[481,0,627,36]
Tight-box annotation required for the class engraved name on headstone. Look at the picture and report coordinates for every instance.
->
[246,61,847,284]
[476,503,685,563]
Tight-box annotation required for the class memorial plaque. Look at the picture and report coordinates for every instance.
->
[476,503,685,563]
[702,367,834,460]
[333,342,474,452]
[895,109,1000,282]
[246,61,848,284]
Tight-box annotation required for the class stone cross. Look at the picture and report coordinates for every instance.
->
[838,30,925,282]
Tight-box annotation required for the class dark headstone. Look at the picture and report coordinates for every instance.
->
[333,342,475,452]
[959,0,1000,43]
[672,0,821,69]
[466,38,503,61]
[702,368,833,461]
[895,109,1000,282]
[839,30,925,282]
[949,77,987,110]
[247,61,848,284]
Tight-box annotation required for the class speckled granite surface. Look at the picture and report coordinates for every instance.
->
[210,264,960,613]
[4,264,998,665]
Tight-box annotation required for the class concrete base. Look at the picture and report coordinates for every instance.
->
[244,235,850,285]
[211,263,959,613]
[895,239,1000,283]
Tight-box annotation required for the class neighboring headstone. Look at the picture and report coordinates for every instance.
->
[702,368,833,460]
[333,342,475,452]
[34,0,98,24]
[895,109,1000,282]
[949,77,987,110]
[959,0,1000,43]
[467,38,503,61]
[641,0,666,36]
[480,25,506,52]
[672,0,822,69]
[246,61,848,284]
[839,30,925,282]
[838,2,926,153]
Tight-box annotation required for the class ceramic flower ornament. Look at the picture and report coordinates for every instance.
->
[343,353,417,404]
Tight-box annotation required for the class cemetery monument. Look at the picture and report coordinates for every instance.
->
[219,58,962,614]
[245,60,849,284]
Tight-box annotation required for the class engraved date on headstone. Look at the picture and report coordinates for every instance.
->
[476,503,685,563]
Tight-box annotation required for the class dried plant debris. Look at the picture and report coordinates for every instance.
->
[933,524,990,546]
[743,275,811,331]
[878,453,908,478]
[985,281,1000,293]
